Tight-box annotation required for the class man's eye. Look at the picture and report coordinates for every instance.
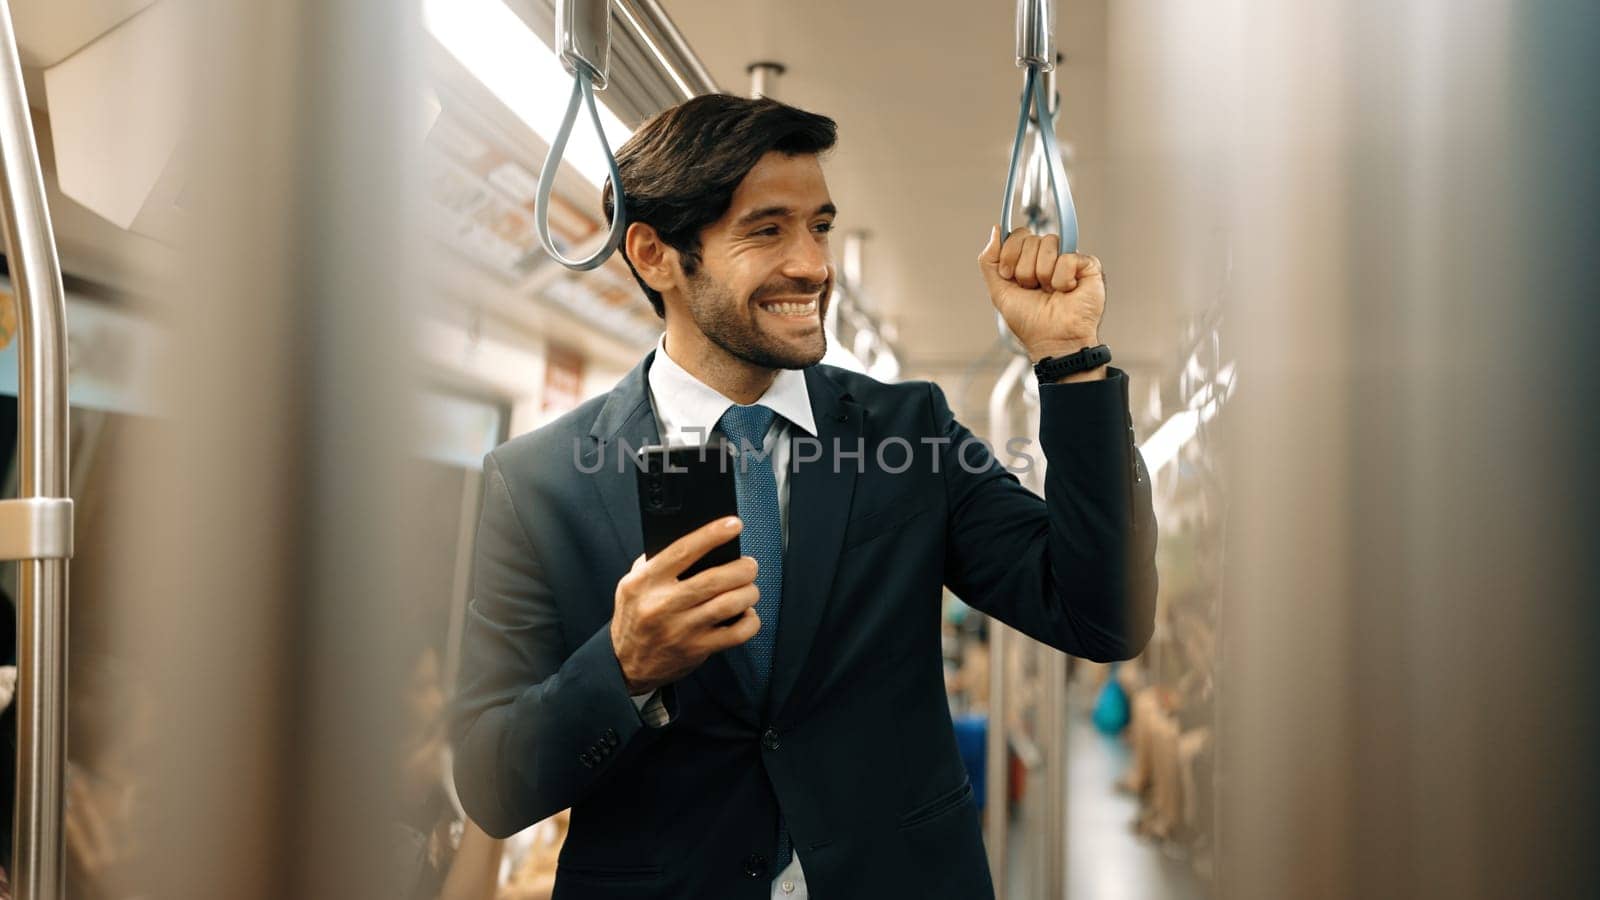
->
[813,222,834,234]
[753,227,780,237]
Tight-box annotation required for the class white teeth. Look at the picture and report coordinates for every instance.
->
[760,300,817,316]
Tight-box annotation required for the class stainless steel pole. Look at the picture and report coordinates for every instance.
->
[1029,374,1067,900]
[0,1,74,897]
[611,0,719,99]
[1014,0,1055,70]
[746,61,785,100]
[984,621,1009,895]
[985,354,1029,895]
[1042,649,1067,896]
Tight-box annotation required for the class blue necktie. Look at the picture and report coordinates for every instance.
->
[716,402,792,872]
[717,403,784,694]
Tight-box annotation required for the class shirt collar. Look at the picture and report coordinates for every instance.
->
[647,335,817,439]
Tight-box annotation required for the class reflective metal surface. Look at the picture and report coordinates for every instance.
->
[984,353,1030,895]
[1014,0,1055,69]
[0,498,73,561]
[747,61,785,100]
[1041,650,1067,894]
[557,0,612,89]
[0,1,74,896]
[613,0,719,99]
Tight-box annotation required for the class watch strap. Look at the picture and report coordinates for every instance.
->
[1033,344,1112,381]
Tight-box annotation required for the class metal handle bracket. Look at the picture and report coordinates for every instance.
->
[0,498,74,561]
[1015,0,1056,70]
[558,0,612,89]
[537,0,628,271]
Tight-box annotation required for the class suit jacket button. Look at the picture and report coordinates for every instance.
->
[761,728,780,751]
[743,853,767,878]
[604,728,620,747]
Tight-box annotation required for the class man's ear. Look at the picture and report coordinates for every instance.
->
[625,222,679,292]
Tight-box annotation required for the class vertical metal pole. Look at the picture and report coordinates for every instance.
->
[1041,650,1067,896]
[0,0,72,896]
[1015,0,1056,69]
[1033,372,1067,900]
[984,623,1009,895]
[985,354,1029,895]
[746,61,785,99]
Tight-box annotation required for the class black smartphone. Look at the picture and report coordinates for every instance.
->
[635,443,741,579]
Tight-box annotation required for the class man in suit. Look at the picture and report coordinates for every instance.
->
[451,94,1157,899]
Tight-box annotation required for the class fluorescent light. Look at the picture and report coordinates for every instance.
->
[424,0,633,189]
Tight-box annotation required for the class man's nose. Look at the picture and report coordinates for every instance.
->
[782,232,830,283]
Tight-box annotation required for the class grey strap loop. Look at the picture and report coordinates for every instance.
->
[534,70,627,271]
[536,0,625,271]
[999,64,1078,249]
[995,63,1081,347]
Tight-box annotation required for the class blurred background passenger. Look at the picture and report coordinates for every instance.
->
[62,655,149,900]
[393,645,504,900]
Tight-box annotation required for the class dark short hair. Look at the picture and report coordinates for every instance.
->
[602,94,837,318]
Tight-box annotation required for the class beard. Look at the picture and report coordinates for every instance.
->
[683,269,830,370]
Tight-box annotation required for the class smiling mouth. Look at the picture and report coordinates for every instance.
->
[756,297,819,318]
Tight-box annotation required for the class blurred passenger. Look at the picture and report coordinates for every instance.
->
[62,655,151,900]
[496,810,569,900]
[451,94,1158,898]
[1117,616,1212,848]
[394,646,504,900]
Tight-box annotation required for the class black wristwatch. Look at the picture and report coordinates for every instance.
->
[1033,344,1112,382]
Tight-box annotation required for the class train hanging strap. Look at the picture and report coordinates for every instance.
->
[994,0,1082,347]
[534,0,628,272]
[999,65,1079,251]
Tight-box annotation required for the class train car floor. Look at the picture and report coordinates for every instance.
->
[1064,692,1204,900]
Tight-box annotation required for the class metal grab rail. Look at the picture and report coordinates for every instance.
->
[0,0,74,897]
[986,9,1075,880]
[613,0,718,100]
[984,351,1069,899]
[534,0,628,271]
[983,354,1029,894]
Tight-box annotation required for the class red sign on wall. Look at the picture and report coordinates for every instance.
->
[542,344,585,414]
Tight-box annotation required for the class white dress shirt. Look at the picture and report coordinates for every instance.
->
[633,336,816,899]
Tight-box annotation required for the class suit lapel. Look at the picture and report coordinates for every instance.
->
[586,356,656,574]
[588,351,759,727]
[768,367,861,722]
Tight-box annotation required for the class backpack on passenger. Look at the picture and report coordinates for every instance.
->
[1092,662,1131,735]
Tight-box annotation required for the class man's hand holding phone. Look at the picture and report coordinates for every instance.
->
[610,516,762,695]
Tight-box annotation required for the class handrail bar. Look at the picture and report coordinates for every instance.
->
[0,1,74,897]
[612,0,719,100]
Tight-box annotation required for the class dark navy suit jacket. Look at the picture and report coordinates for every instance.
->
[451,352,1157,898]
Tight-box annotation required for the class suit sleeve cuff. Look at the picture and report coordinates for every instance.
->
[633,690,672,727]
[1039,366,1132,437]
[506,625,649,781]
